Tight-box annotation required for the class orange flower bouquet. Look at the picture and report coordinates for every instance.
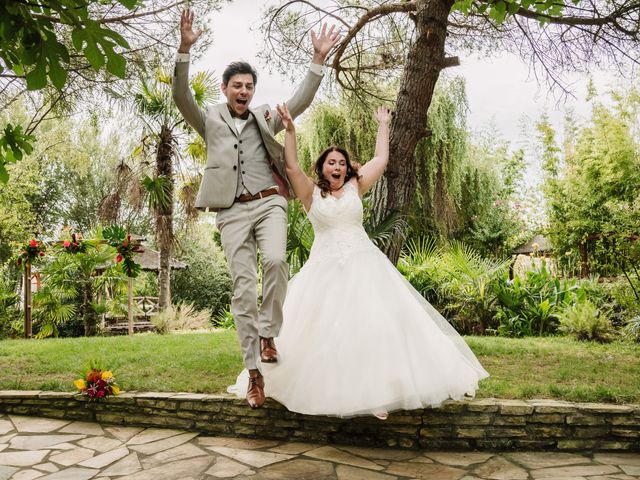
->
[74,361,120,400]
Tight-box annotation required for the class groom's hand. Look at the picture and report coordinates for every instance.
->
[311,23,341,65]
[178,9,203,53]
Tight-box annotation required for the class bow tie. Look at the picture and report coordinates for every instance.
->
[228,106,250,120]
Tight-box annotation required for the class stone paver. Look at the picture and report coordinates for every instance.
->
[0,413,637,479]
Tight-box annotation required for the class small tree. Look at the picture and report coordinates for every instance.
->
[133,68,217,310]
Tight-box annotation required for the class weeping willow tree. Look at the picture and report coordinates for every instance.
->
[410,76,468,239]
[297,79,523,257]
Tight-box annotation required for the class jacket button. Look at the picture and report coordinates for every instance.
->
[234,144,238,149]
[239,140,243,144]
[241,161,244,164]
[233,165,237,170]
[242,171,245,174]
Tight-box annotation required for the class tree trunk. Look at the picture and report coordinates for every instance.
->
[156,124,174,311]
[371,0,453,264]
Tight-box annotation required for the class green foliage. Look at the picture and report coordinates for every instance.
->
[625,315,640,342]
[286,200,314,274]
[399,239,510,334]
[0,124,35,184]
[0,0,135,91]
[408,77,526,256]
[0,270,22,339]
[0,0,138,182]
[32,283,78,339]
[451,0,571,25]
[32,240,124,337]
[102,225,142,278]
[541,86,640,277]
[494,264,581,337]
[411,77,468,239]
[141,175,172,211]
[559,299,615,343]
[212,307,235,330]
[170,225,232,317]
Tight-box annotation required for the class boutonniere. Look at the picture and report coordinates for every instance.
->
[264,110,272,122]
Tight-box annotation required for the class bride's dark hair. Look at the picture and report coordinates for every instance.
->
[314,146,361,198]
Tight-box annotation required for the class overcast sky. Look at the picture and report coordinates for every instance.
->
[184,0,619,149]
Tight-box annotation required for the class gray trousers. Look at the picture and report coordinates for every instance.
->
[215,195,288,370]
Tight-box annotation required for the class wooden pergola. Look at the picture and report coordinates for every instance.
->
[22,235,187,338]
[98,245,188,335]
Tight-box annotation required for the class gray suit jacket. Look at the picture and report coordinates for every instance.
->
[172,60,323,210]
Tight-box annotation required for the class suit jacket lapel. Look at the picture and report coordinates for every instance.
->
[218,104,238,137]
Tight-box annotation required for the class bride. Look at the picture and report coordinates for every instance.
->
[229,103,489,418]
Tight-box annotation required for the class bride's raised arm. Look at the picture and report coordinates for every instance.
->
[276,103,315,211]
[356,106,391,196]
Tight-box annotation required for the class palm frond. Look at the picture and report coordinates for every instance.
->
[187,136,207,165]
[191,71,219,106]
[363,208,407,250]
[141,174,172,211]
[287,201,314,274]
[402,237,440,265]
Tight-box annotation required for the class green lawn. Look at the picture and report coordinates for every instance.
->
[0,333,638,403]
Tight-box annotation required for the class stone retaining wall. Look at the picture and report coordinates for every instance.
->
[1,391,638,451]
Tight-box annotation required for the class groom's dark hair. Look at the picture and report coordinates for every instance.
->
[314,146,361,198]
[222,61,258,86]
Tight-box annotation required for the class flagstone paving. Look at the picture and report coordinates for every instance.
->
[0,414,638,480]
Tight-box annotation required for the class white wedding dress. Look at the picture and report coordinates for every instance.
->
[229,182,489,417]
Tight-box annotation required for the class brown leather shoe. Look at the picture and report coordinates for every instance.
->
[246,369,265,409]
[260,337,278,363]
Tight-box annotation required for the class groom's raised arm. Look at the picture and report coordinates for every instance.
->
[172,9,206,138]
[271,24,341,134]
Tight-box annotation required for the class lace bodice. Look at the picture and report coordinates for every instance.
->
[306,182,377,265]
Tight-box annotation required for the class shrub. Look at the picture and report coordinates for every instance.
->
[399,239,510,334]
[171,225,232,318]
[558,299,615,342]
[151,303,212,334]
[212,307,235,330]
[0,271,22,339]
[624,315,640,342]
[494,263,580,337]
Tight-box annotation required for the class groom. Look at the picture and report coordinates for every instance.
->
[172,10,340,408]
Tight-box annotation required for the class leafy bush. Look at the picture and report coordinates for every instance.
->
[0,271,22,339]
[212,307,235,330]
[399,239,510,334]
[171,225,232,318]
[624,315,640,342]
[558,299,615,342]
[494,263,580,337]
[151,303,212,334]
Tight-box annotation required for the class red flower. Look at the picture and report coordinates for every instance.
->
[116,254,123,263]
[63,241,71,247]
[29,239,37,247]
[39,252,45,257]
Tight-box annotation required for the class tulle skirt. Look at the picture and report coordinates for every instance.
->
[229,247,489,418]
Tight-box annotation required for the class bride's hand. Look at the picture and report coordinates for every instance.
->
[374,106,392,125]
[276,103,295,132]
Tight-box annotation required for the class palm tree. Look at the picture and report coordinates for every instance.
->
[132,68,217,310]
